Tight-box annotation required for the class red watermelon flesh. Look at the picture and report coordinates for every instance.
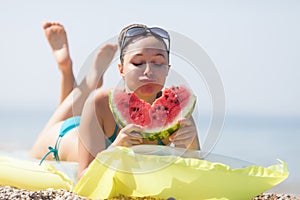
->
[128,93,151,126]
[109,85,196,140]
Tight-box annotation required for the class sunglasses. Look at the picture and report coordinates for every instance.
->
[120,26,170,54]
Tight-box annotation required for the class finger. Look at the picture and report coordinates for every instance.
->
[169,129,196,144]
[123,124,143,133]
[172,138,194,147]
[120,130,143,143]
[173,134,195,143]
[128,133,143,144]
[174,133,196,141]
[130,138,143,145]
[121,137,141,147]
[128,131,143,139]
[168,128,186,141]
[169,128,192,141]
[168,132,177,141]
[120,140,130,147]
[178,118,192,126]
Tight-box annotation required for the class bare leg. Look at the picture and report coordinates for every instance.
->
[47,44,118,123]
[43,22,75,104]
[30,44,118,161]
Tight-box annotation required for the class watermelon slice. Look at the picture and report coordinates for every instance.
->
[109,85,196,141]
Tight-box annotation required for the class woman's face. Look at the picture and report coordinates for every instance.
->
[118,36,169,100]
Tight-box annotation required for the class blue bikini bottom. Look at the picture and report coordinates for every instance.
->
[39,116,164,164]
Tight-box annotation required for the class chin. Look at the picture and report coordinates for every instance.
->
[136,83,162,96]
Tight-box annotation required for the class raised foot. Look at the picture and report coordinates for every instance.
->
[43,22,72,71]
[86,44,118,90]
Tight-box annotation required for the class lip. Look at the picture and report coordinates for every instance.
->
[139,77,156,83]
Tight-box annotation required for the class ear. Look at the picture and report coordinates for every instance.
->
[166,64,171,76]
[118,63,125,79]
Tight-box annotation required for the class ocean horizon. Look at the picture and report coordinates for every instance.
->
[0,108,299,194]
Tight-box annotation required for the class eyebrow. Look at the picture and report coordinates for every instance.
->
[153,53,166,59]
[132,53,166,59]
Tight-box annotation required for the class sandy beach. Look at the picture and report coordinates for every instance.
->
[0,186,299,200]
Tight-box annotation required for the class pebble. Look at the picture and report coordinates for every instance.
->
[0,186,87,200]
[253,193,300,200]
[0,186,299,200]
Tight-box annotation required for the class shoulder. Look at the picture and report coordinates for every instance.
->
[92,88,114,113]
[94,88,112,100]
[83,88,113,111]
[93,88,113,103]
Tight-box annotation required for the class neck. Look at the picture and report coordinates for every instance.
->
[136,93,157,104]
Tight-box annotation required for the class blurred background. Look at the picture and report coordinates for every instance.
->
[0,0,299,194]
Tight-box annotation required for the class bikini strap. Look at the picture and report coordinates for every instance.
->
[39,116,81,165]
[105,124,119,148]
[39,136,61,165]
[109,124,119,142]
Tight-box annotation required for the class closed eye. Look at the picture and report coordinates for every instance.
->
[152,62,165,67]
[132,62,144,66]
[130,54,145,66]
[151,54,167,66]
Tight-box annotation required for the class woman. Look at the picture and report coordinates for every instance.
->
[30,22,200,179]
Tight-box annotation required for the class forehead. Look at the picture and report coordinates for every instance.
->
[124,36,168,57]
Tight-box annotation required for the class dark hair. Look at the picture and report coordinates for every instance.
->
[118,23,169,64]
[118,24,147,49]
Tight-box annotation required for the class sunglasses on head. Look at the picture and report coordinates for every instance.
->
[120,26,170,54]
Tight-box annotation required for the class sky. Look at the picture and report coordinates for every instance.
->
[0,0,299,118]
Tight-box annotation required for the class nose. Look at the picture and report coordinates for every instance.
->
[143,63,153,76]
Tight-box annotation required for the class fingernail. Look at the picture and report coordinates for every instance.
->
[178,118,184,123]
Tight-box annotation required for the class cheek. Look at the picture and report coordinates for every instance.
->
[123,69,141,89]
[157,68,169,81]
[124,67,140,79]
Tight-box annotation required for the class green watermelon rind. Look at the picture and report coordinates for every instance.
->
[108,88,197,141]
[108,89,128,128]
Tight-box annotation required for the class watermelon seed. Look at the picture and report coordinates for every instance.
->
[131,107,140,112]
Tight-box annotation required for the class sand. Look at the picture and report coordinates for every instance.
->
[0,186,299,200]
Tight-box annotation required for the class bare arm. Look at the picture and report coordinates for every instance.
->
[77,91,107,179]
[77,88,146,179]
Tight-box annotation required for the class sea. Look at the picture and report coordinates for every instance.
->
[0,108,299,194]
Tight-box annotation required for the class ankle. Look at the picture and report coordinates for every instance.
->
[59,59,73,74]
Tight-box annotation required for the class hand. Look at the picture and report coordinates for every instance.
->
[168,117,198,149]
[112,124,143,147]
